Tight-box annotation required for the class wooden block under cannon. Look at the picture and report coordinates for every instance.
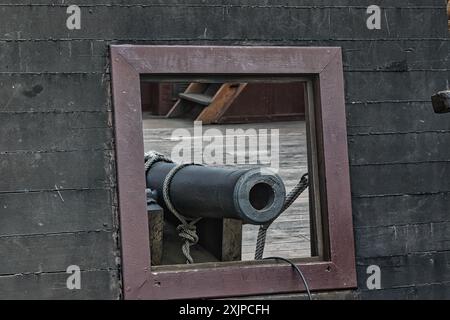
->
[148,203,164,266]
[196,218,242,262]
[150,213,243,265]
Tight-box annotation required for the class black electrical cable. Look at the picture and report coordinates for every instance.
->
[263,256,312,300]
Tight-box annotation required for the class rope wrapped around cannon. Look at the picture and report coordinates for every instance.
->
[146,153,286,225]
[145,151,308,263]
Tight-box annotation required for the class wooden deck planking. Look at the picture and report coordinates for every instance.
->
[142,116,311,260]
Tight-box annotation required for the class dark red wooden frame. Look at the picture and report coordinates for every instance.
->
[110,45,356,299]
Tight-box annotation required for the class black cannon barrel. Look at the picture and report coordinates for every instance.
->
[146,162,286,225]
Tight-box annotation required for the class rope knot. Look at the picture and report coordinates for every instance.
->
[146,151,203,264]
[177,223,199,245]
[177,223,200,264]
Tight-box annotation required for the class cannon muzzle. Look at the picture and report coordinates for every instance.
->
[146,162,286,225]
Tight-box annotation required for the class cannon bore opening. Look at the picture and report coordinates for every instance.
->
[249,182,275,211]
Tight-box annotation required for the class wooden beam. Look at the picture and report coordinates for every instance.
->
[196,83,248,124]
[148,204,164,266]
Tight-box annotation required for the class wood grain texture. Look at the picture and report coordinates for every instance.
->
[0,231,117,275]
[0,150,114,192]
[0,270,120,300]
[0,73,110,112]
[0,0,448,299]
[197,83,248,124]
[0,5,446,40]
[0,112,113,152]
[0,189,114,236]
[0,39,447,73]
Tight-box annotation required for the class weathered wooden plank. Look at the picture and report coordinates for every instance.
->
[0,40,107,73]
[0,6,445,41]
[330,6,448,39]
[0,6,325,40]
[0,150,114,192]
[353,192,450,228]
[197,83,248,124]
[357,251,450,289]
[1,39,447,72]
[358,286,416,300]
[348,132,450,165]
[0,73,108,112]
[350,162,450,197]
[0,270,120,300]
[0,0,445,6]
[195,218,243,262]
[148,203,164,266]
[347,102,450,135]
[341,39,449,71]
[0,231,117,274]
[0,189,114,236]
[355,221,450,258]
[345,71,449,102]
[0,112,112,152]
[359,281,450,300]
[412,281,450,300]
[0,0,444,6]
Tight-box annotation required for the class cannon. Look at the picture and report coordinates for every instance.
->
[144,152,308,265]
[146,161,286,225]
